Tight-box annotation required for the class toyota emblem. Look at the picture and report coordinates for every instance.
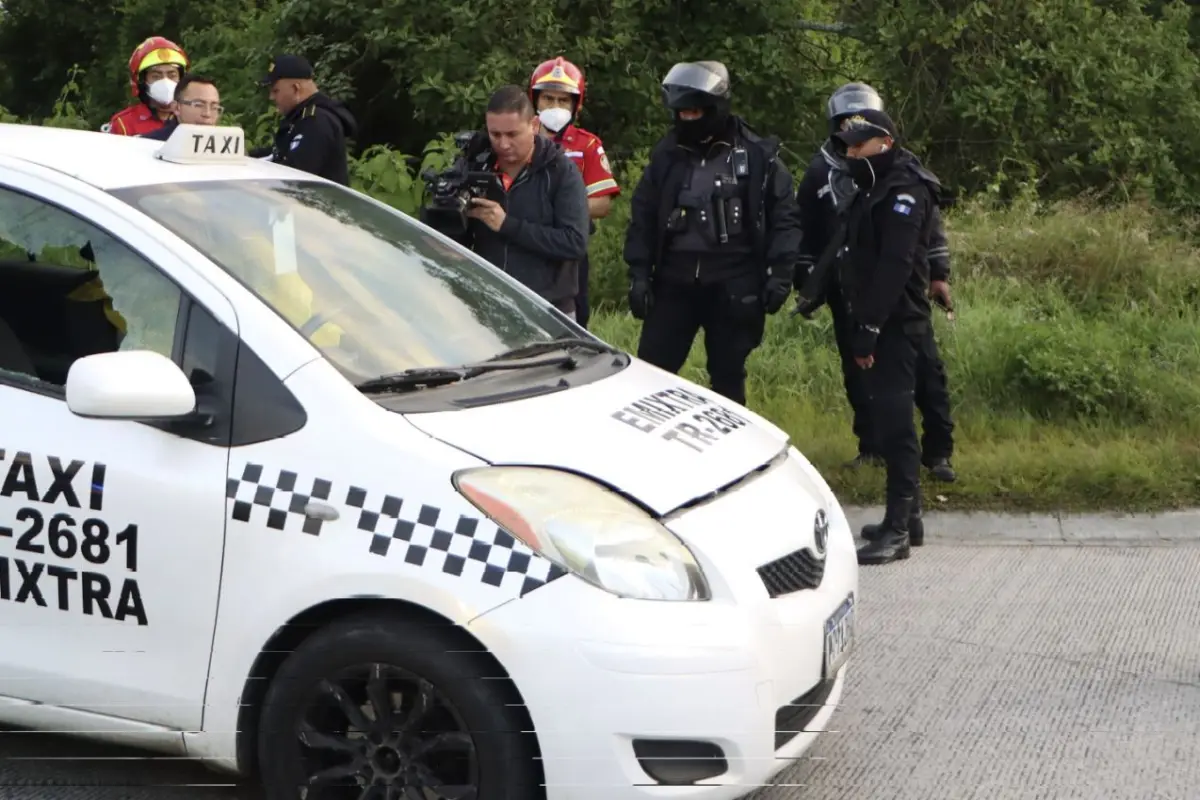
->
[813,509,829,557]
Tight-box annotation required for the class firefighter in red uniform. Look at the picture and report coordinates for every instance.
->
[529,57,620,329]
[104,37,190,137]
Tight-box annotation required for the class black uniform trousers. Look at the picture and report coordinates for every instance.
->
[637,275,765,407]
[861,320,924,502]
[828,282,875,455]
[575,219,598,329]
[832,283,954,461]
[575,251,592,329]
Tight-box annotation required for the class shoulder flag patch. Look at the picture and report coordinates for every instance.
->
[893,202,912,215]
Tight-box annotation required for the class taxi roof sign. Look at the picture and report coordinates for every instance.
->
[156,124,247,165]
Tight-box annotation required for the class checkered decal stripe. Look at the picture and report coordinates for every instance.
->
[226,463,333,535]
[226,463,567,597]
[345,485,568,597]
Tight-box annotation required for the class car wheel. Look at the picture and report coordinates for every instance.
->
[257,611,540,800]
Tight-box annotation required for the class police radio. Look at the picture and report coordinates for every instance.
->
[731,146,749,179]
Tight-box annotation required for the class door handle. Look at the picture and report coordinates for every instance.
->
[304,501,339,521]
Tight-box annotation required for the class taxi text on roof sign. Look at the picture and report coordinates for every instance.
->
[156,124,247,165]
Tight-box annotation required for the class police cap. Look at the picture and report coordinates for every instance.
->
[259,54,314,86]
[833,108,897,146]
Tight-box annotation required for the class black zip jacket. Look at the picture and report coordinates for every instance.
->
[623,115,802,288]
[839,149,947,329]
[796,141,951,288]
[250,92,358,185]
[421,136,589,304]
[139,118,178,141]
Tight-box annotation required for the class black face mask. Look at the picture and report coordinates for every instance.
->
[674,109,728,146]
[846,147,898,189]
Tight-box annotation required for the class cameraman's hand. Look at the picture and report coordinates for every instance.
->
[466,198,506,232]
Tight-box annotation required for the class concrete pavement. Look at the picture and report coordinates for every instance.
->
[844,505,1200,545]
[750,542,1200,800]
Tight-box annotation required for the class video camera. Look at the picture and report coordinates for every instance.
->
[420,131,503,232]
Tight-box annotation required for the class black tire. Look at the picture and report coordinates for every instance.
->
[257,610,541,800]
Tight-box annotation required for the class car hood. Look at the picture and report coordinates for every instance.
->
[400,359,791,515]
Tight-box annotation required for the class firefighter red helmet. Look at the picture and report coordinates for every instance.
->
[530,57,586,113]
[127,36,190,97]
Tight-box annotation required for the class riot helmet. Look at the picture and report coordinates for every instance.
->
[827,82,883,133]
[661,61,732,145]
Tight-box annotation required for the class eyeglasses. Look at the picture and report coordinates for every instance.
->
[179,100,224,114]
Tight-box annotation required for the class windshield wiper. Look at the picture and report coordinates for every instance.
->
[485,336,618,362]
[355,354,578,394]
[355,367,471,393]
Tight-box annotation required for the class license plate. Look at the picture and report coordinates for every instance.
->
[823,593,855,678]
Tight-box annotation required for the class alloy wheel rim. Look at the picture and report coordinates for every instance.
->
[293,662,479,799]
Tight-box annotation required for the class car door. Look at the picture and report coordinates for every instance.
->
[0,169,237,732]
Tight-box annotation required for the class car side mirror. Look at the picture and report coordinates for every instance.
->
[66,350,198,421]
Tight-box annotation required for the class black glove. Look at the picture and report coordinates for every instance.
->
[791,295,824,319]
[629,277,653,320]
[762,274,791,315]
[851,324,880,360]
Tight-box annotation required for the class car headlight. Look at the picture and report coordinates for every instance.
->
[453,466,710,601]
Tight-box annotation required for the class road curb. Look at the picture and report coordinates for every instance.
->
[842,505,1200,545]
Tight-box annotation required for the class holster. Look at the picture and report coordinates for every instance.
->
[796,219,848,310]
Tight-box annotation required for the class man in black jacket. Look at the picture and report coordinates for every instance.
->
[624,61,802,407]
[421,85,590,318]
[252,54,357,185]
[831,108,950,566]
[795,82,957,484]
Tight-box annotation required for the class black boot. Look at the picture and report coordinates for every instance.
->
[861,493,925,546]
[856,497,914,565]
[843,452,884,469]
[923,456,957,483]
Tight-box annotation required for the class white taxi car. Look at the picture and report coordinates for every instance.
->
[0,122,858,799]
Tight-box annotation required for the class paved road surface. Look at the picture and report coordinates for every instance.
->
[4,541,1199,799]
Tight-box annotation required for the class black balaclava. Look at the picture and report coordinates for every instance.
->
[847,146,899,189]
[674,106,729,147]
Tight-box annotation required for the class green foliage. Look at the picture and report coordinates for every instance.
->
[843,0,1200,210]
[5,0,1200,212]
[178,0,288,145]
[268,0,854,153]
[42,66,94,130]
[350,134,460,213]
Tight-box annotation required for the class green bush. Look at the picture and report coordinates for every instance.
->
[844,0,1200,209]
[6,0,1200,213]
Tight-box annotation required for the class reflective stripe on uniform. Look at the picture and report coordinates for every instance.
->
[586,178,618,196]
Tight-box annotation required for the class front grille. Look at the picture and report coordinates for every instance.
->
[757,546,824,598]
[774,678,836,750]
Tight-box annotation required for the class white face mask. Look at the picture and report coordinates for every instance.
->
[538,107,572,133]
[148,79,177,107]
